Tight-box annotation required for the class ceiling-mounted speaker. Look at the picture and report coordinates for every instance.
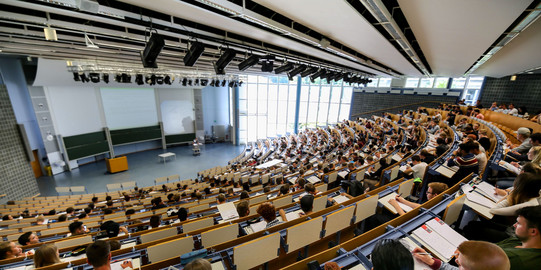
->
[140,33,165,68]
[319,37,331,48]
[184,41,205,66]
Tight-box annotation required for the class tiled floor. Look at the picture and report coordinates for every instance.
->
[36,143,244,196]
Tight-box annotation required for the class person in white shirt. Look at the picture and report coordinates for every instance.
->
[402,155,428,180]
[471,141,487,175]
[507,104,518,115]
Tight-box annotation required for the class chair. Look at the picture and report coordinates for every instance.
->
[233,233,280,270]
[147,236,194,263]
[192,143,201,156]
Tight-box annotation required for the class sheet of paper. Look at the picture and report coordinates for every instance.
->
[466,192,496,209]
[285,210,304,221]
[249,220,267,233]
[435,166,456,178]
[474,182,505,203]
[350,264,367,270]
[378,192,412,214]
[392,154,402,162]
[332,195,350,204]
[338,171,349,179]
[217,202,239,221]
[307,176,321,184]
[211,261,226,270]
[399,237,432,270]
[426,218,468,248]
[412,225,457,261]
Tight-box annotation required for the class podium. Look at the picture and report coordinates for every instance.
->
[106,156,128,173]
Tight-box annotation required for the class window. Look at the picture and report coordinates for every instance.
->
[451,78,466,89]
[405,78,419,88]
[466,77,484,89]
[378,78,392,87]
[434,78,449,88]
[419,78,434,88]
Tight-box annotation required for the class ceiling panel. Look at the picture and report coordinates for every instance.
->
[474,17,541,78]
[397,0,532,77]
[252,0,421,76]
[119,0,388,75]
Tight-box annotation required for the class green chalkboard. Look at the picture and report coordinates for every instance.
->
[110,125,162,145]
[63,131,109,160]
[165,133,196,144]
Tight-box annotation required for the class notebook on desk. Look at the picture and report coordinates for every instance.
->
[435,165,458,178]
[399,237,431,270]
[217,202,239,221]
[411,218,468,262]
[474,182,505,203]
[378,192,413,215]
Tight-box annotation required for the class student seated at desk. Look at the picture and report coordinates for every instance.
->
[279,195,314,222]
[464,172,541,242]
[34,243,61,268]
[184,258,211,270]
[372,239,414,270]
[497,206,541,270]
[413,240,509,270]
[388,182,448,216]
[86,240,133,270]
[18,232,39,246]
[257,203,283,229]
[0,241,28,260]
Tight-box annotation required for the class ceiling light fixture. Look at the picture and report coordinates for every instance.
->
[214,48,236,75]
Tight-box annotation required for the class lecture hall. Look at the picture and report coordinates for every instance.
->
[1,1,541,270]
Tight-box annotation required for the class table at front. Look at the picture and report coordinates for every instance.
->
[158,152,176,164]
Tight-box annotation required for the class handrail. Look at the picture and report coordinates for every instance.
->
[350,101,446,118]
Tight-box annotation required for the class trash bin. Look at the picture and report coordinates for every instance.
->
[45,166,52,176]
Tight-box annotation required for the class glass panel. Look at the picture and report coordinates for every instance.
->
[257,116,267,139]
[238,85,247,99]
[318,102,329,126]
[298,102,308,126]
[258,76,268,84]
[239,100,247,114]
[288,85,297,102]
[258,85,267,114]
[405,78,419,88]
[268,99,277,123]
[320,86,331,103]
[366,78,378,87]
[289,76,298,85]
[330,86,341,103]
[328,103,340,124]
[434,78,449,88]
[307,102,318,128]
[451,77,467,89]
[247,116,257,142]
[419,78,434,88]
[239,115,247,131]
[276,123,286,135]
[378,78,392,87]
[338,104,351,121]
[309,87,320,103]
[247,75,258,83]
[342,87,353,104]
[287,101,296,132]
[466,76,484,89]
[300,86,310,102]
[247,100,257,114]
[268,84,278,100]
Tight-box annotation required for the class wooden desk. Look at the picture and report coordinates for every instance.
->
[106,156,128,173]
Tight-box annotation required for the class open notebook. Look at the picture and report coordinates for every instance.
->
[411,218,467,262]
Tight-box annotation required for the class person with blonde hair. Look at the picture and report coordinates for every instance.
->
[34,243,61,268]
[388,182,448,216]
[413,240,510,270]
[184,258,211,270]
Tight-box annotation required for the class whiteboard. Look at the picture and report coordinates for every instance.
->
[100,88,158,130]
[46,86,103,136]
[158,88,194,134]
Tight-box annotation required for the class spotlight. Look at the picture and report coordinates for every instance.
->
[182,78,187,86]
[89,73,100,83]
[102,73,109,84]
[238,54,260,71]
[80,73,90,83]
[275,62,294,74]
[188,79,193,86]
[209,80,215,87]
[135,74,144,85]
[300,66,318,78]
[115,74,122,83]
[238,81,243,87]
[156,76,164,85]
[287,64,306,81]
[164,75,172,85]
[214,49,236,75]
[228,81,235,87]
[194,79,200,86]
[201,79,208,86]
[184,41,205,66]
[121,73,131,83]
[309,69,326,83]
[140,33,165,68]
[221,80,226,87]
[146,75,156,85]
[261,55,275,72]
[73,72,80,81]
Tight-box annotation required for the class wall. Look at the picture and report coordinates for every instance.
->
[0,83,40,201]
[479,74,541,114]
[350,89,459,118]
[201,85,230,136]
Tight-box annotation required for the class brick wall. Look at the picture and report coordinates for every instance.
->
[0,84,39,202]
[350,91,458,118]
[480,74,541,114]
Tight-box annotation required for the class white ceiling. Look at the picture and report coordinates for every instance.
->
[397,0,533,77]
[252,0,421,76]
[475,17,541,77]
[0,0,539,78]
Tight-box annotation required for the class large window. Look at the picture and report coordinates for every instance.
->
[238,76,297,144]
[238,75,353,144]
[419,78,434,88]
[405,78,419,88]
[451,78,467,89]
[461,77,485,105]
[434,78,449,88]
[378,78,392,88]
